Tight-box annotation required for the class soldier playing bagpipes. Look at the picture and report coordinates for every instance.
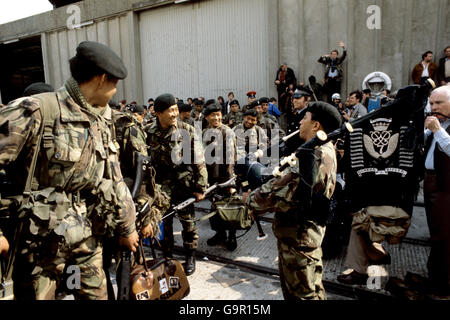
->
[243,102,343,300]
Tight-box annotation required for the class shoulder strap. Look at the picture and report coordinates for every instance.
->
[26,93,60,193]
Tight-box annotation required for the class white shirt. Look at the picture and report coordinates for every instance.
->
[425,120,450,170]
[328,68,339,78]
[421,62,429,78]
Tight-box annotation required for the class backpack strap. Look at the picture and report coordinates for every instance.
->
[27,93,60,192]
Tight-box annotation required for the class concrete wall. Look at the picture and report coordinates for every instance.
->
[1,0,449,104]
[278,0,450,99]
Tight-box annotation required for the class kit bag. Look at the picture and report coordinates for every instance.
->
[213,194,252,230]
[130,239,190,300]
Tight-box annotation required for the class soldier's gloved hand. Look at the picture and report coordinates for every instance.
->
[0,236,9,257]
[140,222,154,239]
[119,230,139,252]
[193,192,205,202]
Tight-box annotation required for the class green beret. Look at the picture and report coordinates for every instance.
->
[130,104,146,115]
[204,103,222,117]
[249,100,261,109]
[305,102,343,133]
[244,109,258,117]
[179,103,192,113]
[259,97,270,104]
[154,93,176,112]
[76,41,128,79]
[193,99,204,106]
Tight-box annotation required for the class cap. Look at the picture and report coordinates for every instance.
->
[331,93,341,100]
[154,93,176,113]
[293,89,310,99]
[23,82,54,96]
[247,91,257,98]
[203,103,222,117]
[75,41,128,79]
[230,100,240,106]
[304,102,343,134]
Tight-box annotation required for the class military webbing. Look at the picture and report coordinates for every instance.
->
[3,93,60,281]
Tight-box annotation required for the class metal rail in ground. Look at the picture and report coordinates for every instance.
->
[172,246,394,301]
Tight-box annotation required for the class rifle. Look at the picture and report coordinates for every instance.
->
[160,177,237,221]
[116,151,152,301]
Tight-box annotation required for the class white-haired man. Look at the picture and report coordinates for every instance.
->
[423,85,450,297]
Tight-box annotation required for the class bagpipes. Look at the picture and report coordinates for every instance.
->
[234,80,436,222]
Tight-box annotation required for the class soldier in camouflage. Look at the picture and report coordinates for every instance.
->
[233,109,268,161]
[190,99,204,122]
[260,97,278,123]
[222,100,243,129]
[0,41,139,300]
[146,94,208,275]
[142,99,156,127]
[248,99,285,147]
[178,103,195,126]
[202,104,238,251]
[244,102,342,300]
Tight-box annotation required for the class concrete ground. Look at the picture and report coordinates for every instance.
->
[169,196,431,301]
[0,187,432,301]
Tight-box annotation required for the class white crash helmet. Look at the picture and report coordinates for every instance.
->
[331,93,341,100]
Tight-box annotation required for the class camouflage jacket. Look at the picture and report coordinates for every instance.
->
[112,112,168,237]
[190,109,202,121]
[257,115,285,145]
[223,111,243,129]
[233,123,268,161]
[180,117,195,127]
[143,113,157,127]
[112,110,147,180]
[263,111,278,123]
[202,124,236,184]
[146,119,208,195]
[246,141,337,227]
[0,86,136,243]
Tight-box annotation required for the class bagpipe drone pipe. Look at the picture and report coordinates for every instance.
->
[234,79,435,221]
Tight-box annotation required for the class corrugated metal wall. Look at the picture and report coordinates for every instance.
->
[42,14,134,102]
[139,0,271,105]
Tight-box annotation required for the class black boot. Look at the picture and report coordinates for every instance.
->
[207,231,227,246]
[184,249,196,276]
[226,229,237,252]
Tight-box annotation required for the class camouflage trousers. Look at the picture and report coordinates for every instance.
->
[161,185,198,251]
[13,235,107,300]
[273,217,326,300]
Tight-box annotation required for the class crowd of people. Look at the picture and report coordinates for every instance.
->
[0,39,449,302]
